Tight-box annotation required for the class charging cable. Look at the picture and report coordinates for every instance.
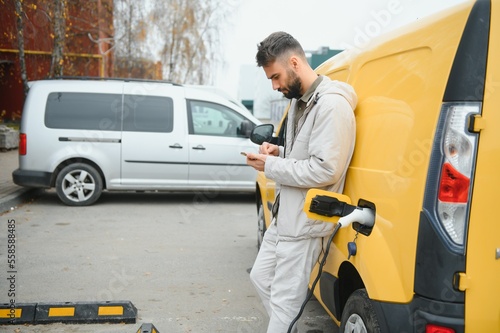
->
[287,205,375,333]
[287,222,341,333]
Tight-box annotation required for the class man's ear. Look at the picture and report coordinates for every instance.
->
[289,56,300,70]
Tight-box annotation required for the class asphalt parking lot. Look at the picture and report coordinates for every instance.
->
[0,186,338,333]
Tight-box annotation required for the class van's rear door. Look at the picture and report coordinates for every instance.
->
[120,83,189,188]
[465,0,500,331]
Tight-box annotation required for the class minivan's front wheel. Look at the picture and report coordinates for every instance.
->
[340,289,381,333]
[55,163,103,206]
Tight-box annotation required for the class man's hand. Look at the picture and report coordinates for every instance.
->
[245,153,267,171]
[245,143,279,171]
[260,142,279,156]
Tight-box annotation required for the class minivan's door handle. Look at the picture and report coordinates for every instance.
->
[192,145,206,151]
[169,143,183,149]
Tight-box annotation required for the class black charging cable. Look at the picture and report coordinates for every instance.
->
[287,221,343,333]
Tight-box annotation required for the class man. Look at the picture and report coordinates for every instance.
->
[246,31,357,332]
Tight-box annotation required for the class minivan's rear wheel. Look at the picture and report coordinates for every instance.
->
[340,289,381,333]
[55,163,103,206]
[257,199,267,250]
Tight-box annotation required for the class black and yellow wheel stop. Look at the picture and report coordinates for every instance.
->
[0,301,136,325]
[0,303,36,324]
[136,323,160,333]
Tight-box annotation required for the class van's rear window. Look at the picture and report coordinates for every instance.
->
[45,92,122,131]
[45,92,174,133]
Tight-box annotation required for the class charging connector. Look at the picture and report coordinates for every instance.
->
[338,206,375,228]
[309,195,356,217]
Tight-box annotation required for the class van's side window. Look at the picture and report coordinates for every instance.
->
[123,95,174,133]
[45,92,121,131]
[188,100,246,137]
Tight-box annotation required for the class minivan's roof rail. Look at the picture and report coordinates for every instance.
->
[50,76,183,86]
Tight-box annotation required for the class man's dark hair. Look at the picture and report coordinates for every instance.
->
[256,31,306,67]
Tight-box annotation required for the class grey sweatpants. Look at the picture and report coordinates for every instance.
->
[249,220,322,333]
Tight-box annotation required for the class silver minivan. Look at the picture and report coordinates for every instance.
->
[13,79,260,206]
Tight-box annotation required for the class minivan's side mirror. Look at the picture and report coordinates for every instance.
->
[239,120,256,138]
[250,124,274,145]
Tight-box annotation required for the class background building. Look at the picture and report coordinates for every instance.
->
[0,0,115,123]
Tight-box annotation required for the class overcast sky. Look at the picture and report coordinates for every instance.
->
[215,0,469,98]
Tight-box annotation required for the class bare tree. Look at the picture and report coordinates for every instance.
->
[113,0,237,84]
[150,0,227,84]
[113,0,152,77]
[14,0,29,97]
[49,0,66,78]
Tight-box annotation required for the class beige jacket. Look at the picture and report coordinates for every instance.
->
[264,76,357,241]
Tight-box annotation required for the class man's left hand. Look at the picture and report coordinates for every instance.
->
[246,153,267,172]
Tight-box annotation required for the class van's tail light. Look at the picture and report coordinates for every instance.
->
[19,133,27,155]
[426,324,455,333]
[434,103,480,246]
[438,163,469,203]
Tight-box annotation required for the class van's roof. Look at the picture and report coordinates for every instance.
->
[27,77,259,122]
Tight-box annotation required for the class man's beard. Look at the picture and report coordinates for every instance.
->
[280,70,302,100]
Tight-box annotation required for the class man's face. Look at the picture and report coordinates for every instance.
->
[263,60,302,100]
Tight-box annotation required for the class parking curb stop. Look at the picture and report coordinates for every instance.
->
[0,303,37,324]
[0,301,137,325]
[137,323,160,333]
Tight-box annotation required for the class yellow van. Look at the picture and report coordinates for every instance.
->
[253,0,500,331]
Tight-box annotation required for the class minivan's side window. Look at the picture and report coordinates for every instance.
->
[123,95,174,133]
[188,100,246,137]
[45,92,121,131]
